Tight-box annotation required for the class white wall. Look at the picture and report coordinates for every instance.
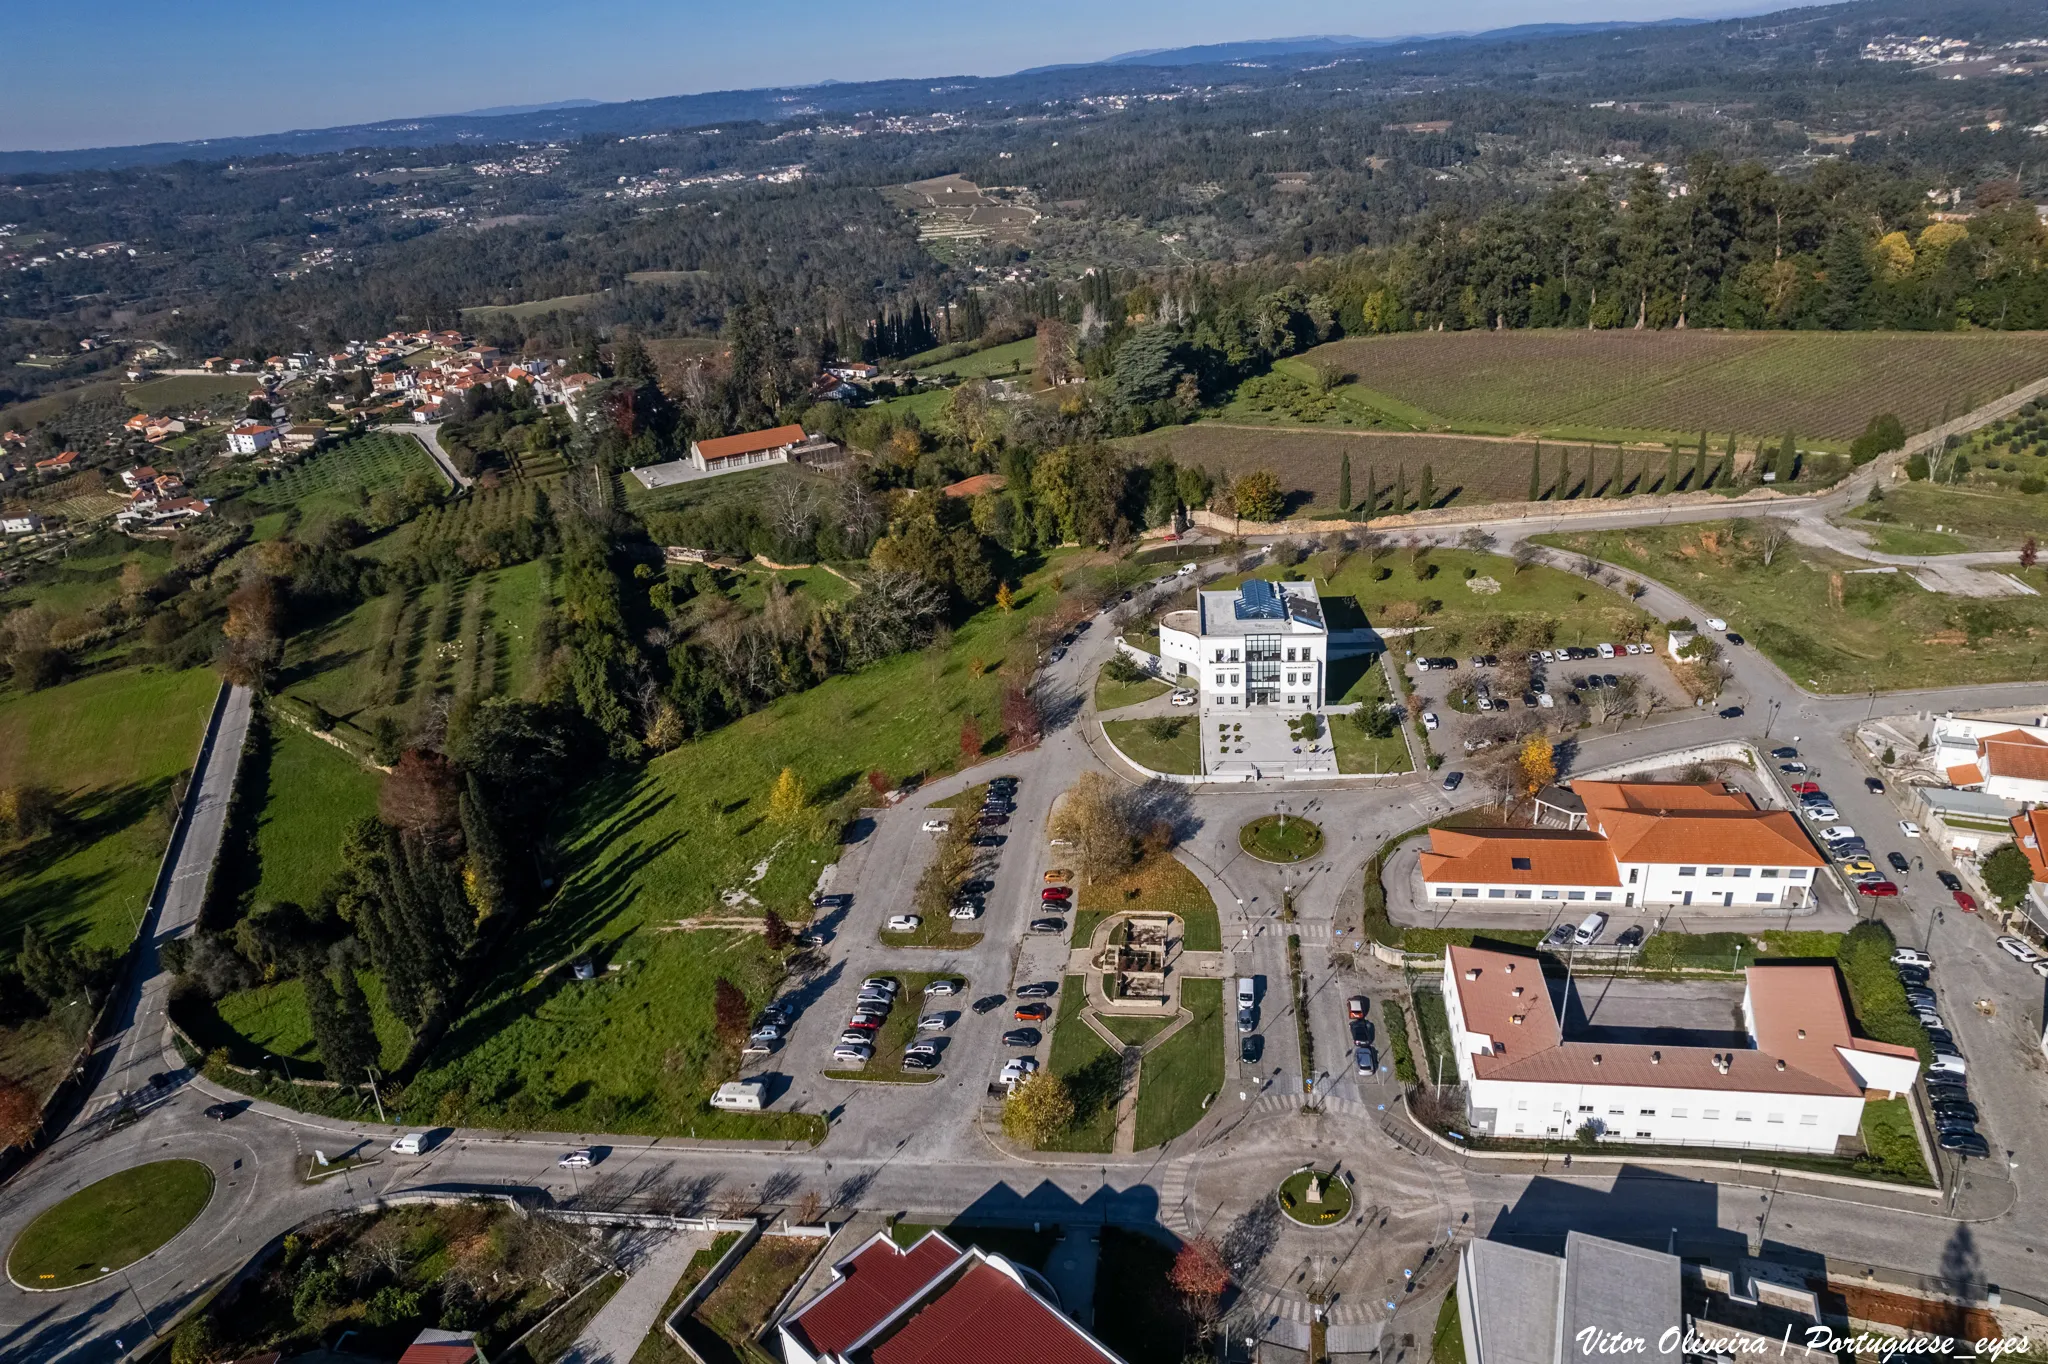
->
[1423,862,1813,910]
[1467,1074,1864,1153]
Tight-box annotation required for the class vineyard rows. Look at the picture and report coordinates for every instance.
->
[244,433,438,509]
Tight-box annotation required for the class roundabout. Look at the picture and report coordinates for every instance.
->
[6,1159,215,1290]
[1276,1167,1354,1227]
[1239,814,1324,863]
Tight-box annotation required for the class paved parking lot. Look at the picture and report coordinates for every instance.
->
[1408,645,1689,770]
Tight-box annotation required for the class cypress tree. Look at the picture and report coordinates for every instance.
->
[1339,451,1352,513]
[1665,448,1681,494]
[1608,447,1627,497]
[1364,465,1376,514]
[1777,432,1796,484]
[303,968,346,1081]
[325,966,379,1083]
[1529,444,1543,502]
[1692,432,1709,489]
[1418,463,1436,512]
[1393,465,1408,514]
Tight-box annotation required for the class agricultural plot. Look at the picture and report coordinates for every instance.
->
[278,557,553,743]
[1304,330,2048,442]
[882,174,1039,246]
[1121,425,1671,518]
[1847,482,2048,551]
[364,479,556,569]
[912,337,1036,380]
[122,374,263,411]
[242,432,441,529]
[1538,523,2048,692]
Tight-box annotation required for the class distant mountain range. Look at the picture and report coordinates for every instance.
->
[453,98,603,119]
[1021,20,1705,72]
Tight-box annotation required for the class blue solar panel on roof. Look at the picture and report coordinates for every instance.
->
[1234,578,1287,620]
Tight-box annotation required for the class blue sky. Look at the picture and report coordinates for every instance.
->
[9,0,1761,152]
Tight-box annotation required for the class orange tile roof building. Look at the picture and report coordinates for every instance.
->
[1443,943,1920,1152]
[1419,781,1824,912]
[1934,717,2048,803]
[688,423,841,473]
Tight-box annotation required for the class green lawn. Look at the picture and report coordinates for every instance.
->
[1240,814,1324,863]
[911,337,1036,380]
[1134,978,1223,1149]
[1099,1014,1175,1047]
[1103,717,1199,774]
[1094,662,1172,712]
[1859,1098,1931,1184]
[386,554,1083,1138]
[1042,974,1121,1153]
[6,1160,213,1288]
[123,374,264,411]
[1536,523,2048,692]
[821,971,961,1081]
[1331,715,1411,775]
[242,432,442,530]
[0,666,219,953]
[199,969,413,1076]
[1071,854,1222,951]
[1847,481,2048,552]
[251,723,382,906]
[1412,988,1456,1087]
[1864,526,1971,557]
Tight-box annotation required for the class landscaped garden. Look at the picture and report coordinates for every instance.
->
[1070,853,1222,951]
[1276,1167,1354,1226]
[1134,977,1224,1149]
[7,1160,214,1288]
[1041,974,1121,1153]
[1103,715,1199,774]
[1240,813,1324,863]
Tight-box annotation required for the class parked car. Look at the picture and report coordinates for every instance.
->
[1856,880,1899,898]
[1820,826,1857,842]
[1996,936,2042,963]
[949,904,982,921]
[844,1016,881,1032]
[971,834,1004,847]
[999,1057,1039,1091]
[1891,948,1932,967]
[1013,1002,1051,1021]
[886,914,922,933]
[1354,1043,1379,1075]
[1044,869,1071,883]
[1030,918,1066,934]
[1048,647,1066,662]
[203,1102,238,1121]
[902,1043,940,1062]
[1865,777,1887,793]
[1016,981,1057,999]
[973,995,1006,1014]
[839,1030,876,1046]
[1572,912,1609,946]
[1704,617,1727,631]
[1899,821,1923,839]
[1002,1028,1042,1047]
[1790,782,1821,795]
[1781,762,1809,773]
[559,1149,595,1169]
[1726,633,1745,646]
[1888,852,1911,874]
[1171,690,1196,706]
[1445,771,1465,796]
[1422,712,1439,731]
[1241,1035,1263,1064]
[1771,747,1799,759]
[1953,890,1979,913]
[1347,996,1368,1020]
[1719,706,1744,719]
[1931,1100,1979,1124]
[1939,1131,1989,1158]
[923,978,960,996]
[1937,870,1963,892]
[1542,924,1575,949]
[1042,886,1073,901]
[832,1044,874,1063]
[1615,925,1645,949]
[921,820,950,833]
[1802,806,1839,822]
[903,1054,939,1072]
[1839,857,1877,876]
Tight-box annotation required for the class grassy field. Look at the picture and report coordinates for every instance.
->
[1103,717,1200,774]
[1331,668,1412,775]
[1858,1098,1931,1185]
[1536,523,2048,692]
[199,970,413,1076]
[1303,330,2048,442]
[1847,481,2048,552]
[911,337,1036,380]
[1094,661,1172,712]
[279,557,553,742]
[6,1159,213,1288]
[1134,977,1223,1149]
[124,374,262,411]
[250,724,382,906]
[1042,974,1121,1153]
[243,432,441,530]
[0,532,176,621]
[1070,854,1223,951]
[0,666,218,953]
[388,554,1086,1137]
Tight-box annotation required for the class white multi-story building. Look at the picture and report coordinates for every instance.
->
[1421,781,1824,911]
[1443,943,1921,1152]
[1157,578,1329,709]
[1931,714,2048,804]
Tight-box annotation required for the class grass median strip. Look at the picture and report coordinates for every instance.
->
[823,971,964,1082]
[7,1160,214,1288]
[1134,978,1224,1149]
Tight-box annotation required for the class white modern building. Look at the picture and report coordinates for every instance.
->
[1158,578,1330,709]
[1421,781,1824,911]
[1442,943,1921,1152]
[1457,1233,1679,1364]
[1931,714,2048,804]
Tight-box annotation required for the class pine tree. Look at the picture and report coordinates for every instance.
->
[1417,464,1435,512]
[1338,452,1352,513]
[302,967,345,1081]
[1529,444,1543,502]
[1393,465,1408,514]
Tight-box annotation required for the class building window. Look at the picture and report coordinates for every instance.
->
[1800,1114,1818,1125]
[1707,867,1725,877]
[1568,891,1587,901]
[1513,889,1532,899]
[1628,868,1639,884]
[1733,867,1752,878]
[1639,1108,1657,1116]
[1671,1107,1688,1119]
[1789,869,1808,880]
[1607,1108,1625,1116]
[1511,857,1532,870]
[1515,1124,1526,1134]
[1516,1099,1528,1110]
[1435,887,1453,898]
[1767,1113,1784,1124]
[1578,1105,1594,1114]
[1761,869,1780,879]
[1678,866,1697,877]
[1756,892,1774,904]
[1594,891,1613,902]
[1703,1109,1720,1120]
[1736,1112,1753,1123]
[1542,890,1560,900]
[1489,889,1507,899]
[1213,649,1224,662]
[1636,1131,1653,1139]
[1463,888,1479,898]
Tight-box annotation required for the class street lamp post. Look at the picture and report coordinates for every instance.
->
[104,1266,155,1338]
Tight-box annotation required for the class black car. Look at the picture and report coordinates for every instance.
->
[203,1102,238,1121]
[1016,981,1058,999]
[1030,917,1066,934]
[1887,852,1911,873]
[1932,1100,1979,1123]
[1240,1035,1263,1064]
[1866,777,1887,794]
[1719,706,1744,719]
[1939,1131,1990,1157]
[1351,1019,1375,1045]
[1925,1076,1969,1098]
[1896,965,1930,984]
[979,814,1009,827]
[1936,871,1962,892]
[1771,747,1799,759]
[1615,925,1646,949]
[962,879,995,894]
[971,834,1005,848]
[1726,633,1745,646]
[989,777,1019,791]
[972,994,1007,1014]
[903,1054,939,1071]
[1002,1028,1042,1047]
[1443,772,1464,791]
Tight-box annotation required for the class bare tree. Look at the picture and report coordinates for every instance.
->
[1755,519,1794,568]
[837,475,883,553]
[772,477,817,548]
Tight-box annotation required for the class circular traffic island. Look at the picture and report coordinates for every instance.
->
[1239,815,1324,863]
[1277,1168,1354,1228]
[8,1159,215,1290]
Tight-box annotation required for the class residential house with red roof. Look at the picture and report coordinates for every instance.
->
[1442,943,1920,1152]
[1420,781,1824,912]
[688,424,842,474]
[395,1328,484,1364]
[779,1230,1124,1364]
[1932,715,2048,805]
[227,422,280,455]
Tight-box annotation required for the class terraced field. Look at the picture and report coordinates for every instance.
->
[1303,330,2048,442]
[244,431,443,530]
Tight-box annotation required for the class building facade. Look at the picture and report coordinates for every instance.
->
[1932,715,2048,804]
[1421,781,1823,911]
[1443,944,1920,1152]
[1157,578,1330,709]
[688,423,842,473]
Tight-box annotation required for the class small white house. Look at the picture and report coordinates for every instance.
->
[2,513,44,535]
[1931,714,2048,804]
[1158,578,1330,709]
[226,421,279,455]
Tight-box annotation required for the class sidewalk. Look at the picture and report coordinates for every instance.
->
[558,1227,717,1364]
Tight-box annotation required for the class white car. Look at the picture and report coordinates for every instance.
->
[999,1057,1040,1092]
[1916,1011,1945,1032]
[886,914,922,933]
[1820,826,1857,842]
[921,819,950,833]
[1705,617,1727,631]
[1891,948,1932,967]
[1537,692,1555,708]
[923,978,960,996]
[1996,936,2042,964]
[1899,820,1922,839]
[832,1043,874,1063]
[949,903,982,920]
[918,1013,950,1032]
[1572,911,1609,946]
[863,976,900,993]
[558,1149,595,1169]
[1801,806,1838,822]
[1422,712,1439,731]
[2035,960,2048,980]
[1170,690,1197,706]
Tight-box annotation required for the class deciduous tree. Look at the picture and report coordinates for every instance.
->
[1517,734,1556,795]
[1001,1071,1076,1147]
[768,767,807,823]
[1049,771,1132,882]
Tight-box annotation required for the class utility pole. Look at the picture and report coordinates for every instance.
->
[105,1266,155,1339]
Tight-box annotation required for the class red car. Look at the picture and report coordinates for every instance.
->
[1041,887,1072,902]
[1855,879,1899,898]
[845,1016,881,1030]
[1013,1003,1051,1021]
[1789,782,1820,795]
[1954,889,1978,913]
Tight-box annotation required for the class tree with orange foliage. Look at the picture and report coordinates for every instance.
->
[1168,1235,1231,1341]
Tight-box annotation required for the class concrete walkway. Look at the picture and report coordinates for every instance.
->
[558,1228,716,1364]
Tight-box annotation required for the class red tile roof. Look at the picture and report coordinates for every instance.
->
[1577,781,1821,868]
[697,424,808,461]
[1979,729,2048,785]
[1947,762,1987,787]
[942,473,1008,498]
[1419,828,1621,886]
[2012,808,2048,881]
[397,1345,476,1364]
[862,1259,1119,1364]
[783,1231,963,1359]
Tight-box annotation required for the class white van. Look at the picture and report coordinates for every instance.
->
[1572,912,1609,946]
[1597,642,1616,659]
[1928,1054,1966,1079]
[1176,562,1199,577]
[1236,976,1257,1033]
[711,1080,767,1111]
[390,1133,428,1155]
